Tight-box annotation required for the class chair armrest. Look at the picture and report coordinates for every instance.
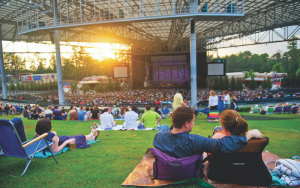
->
[22,133,48,148]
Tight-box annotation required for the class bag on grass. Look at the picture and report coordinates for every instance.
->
[151,148,202,181]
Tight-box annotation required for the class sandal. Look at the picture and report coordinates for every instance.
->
[94,131,99,140]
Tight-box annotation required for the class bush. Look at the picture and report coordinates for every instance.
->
[237,106,252,112]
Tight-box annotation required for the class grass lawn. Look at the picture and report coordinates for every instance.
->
[0,112,299,188]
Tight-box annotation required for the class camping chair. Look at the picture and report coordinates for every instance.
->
[275,107,282,114]
[0,119,58,176]
[291,107,298,114]
[207,110,220,123]
[283,106,291,114]
[253,107,260,113]
[266,107,274,115]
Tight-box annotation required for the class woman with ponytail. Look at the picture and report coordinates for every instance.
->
[212,109,256,139]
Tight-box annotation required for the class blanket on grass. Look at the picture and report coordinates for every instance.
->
[34,140,100,158]
[95,125,159,131]
[121,149,282,187]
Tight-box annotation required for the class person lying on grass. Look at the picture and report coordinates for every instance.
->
[153,107,263,158]
[34,118,99,153]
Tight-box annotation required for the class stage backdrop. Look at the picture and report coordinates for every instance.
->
[132,52,207,89]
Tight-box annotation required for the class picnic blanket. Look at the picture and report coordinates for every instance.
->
[114,118,125,121]
[273,159,300,186]
[96,125,159,131]
[121,149,281,187]
[34,140,100,158]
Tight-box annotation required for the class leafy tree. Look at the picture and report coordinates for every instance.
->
[212,76,219,90]
[261,78,267,89]
[114,80,121,91]
[272,63,284,73]
[108,80,114,91]
[230,76,236,91]
[243,72,249,79]
[94,83,102,93]
[218,76,224,90]
[224,75,229,90]
[267,76,272,89]
[248,76,257,90]
[81,84,90,92]
[10,83,15,90]
[287,36,299,75]
[248,69,256,77]
[70,82,77,94]
[237,78,244,91]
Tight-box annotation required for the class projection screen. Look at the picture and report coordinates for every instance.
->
[207,63,225,76]
[113,66,128,78]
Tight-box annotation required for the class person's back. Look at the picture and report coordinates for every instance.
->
[124,110,139,129]
[78,110,86,121]
[100,109,114,129]
[172,91,183,110]
[141,107,161,128]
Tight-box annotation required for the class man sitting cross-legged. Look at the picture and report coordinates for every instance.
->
[100,108,116,130]
[53,105,67,120]
[123,106,140,130]
[141,105,162,128]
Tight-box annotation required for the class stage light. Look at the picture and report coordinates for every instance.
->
[6,1,10,5]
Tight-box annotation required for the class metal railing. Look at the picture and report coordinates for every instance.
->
[17,0,245,34]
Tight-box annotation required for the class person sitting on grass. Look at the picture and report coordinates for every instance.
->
[31,110,42,120]
[20,105,30,118]
[53,105,67,120]
[124,106,140,130]
[274,103,282,113]
[78,106,87,121]
[100,107,116,129]
[34,118,99,153]
[153,106,263,158]
[91,106,100,120]
[161,106,170,116]
[259,105,268,115]
[69,106,78,120]
[141,105,162,128]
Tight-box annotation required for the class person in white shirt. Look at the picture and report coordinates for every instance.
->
[123,106,140,130]
[208,90,218,110]
[100,108,116,129]
[222,90,230,110]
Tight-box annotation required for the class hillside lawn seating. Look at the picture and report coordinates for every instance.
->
[0,119,57,176]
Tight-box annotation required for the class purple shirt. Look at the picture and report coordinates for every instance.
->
[53,110,62,117]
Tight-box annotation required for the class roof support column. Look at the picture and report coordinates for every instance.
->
[53,0,64,105]
[190,18,197,108]
[0,24,8,99]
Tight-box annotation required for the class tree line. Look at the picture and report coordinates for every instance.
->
[3,46,124,81]
[220,37,300,77]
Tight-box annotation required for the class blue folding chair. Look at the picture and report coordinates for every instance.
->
[0,119,58,176]
[283,106,291,114]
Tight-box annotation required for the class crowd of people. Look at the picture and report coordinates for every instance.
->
[11,88,300,107]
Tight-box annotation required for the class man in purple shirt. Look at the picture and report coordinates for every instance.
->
[53,106,67,120]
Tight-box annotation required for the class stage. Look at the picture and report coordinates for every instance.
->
[131,52,207,89]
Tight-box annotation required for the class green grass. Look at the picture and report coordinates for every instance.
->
[0,113,299,188]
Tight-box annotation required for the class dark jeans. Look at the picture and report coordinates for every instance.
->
[224,104,230,110]
[11,118,27,142]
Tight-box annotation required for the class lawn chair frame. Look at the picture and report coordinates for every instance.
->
[0,120,58,176]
